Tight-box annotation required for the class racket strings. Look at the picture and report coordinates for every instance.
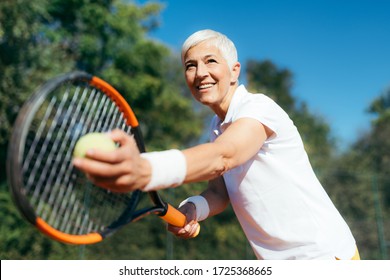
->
[23,89,72,194]
[47,86,107,229]
[43,85,102,230]
[22,80,136,235]
[54,89,130,234]
[56,92,131,234]
[34,85,86,213]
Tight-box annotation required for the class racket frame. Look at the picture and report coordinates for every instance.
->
[7,71,186,245]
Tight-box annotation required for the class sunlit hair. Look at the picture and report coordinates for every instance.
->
[181,29,238,69]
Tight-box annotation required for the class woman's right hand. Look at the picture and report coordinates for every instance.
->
[168,202,200,239]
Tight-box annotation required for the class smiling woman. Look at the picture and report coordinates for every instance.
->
[152,0,390,147]
[167,29,359,260]
[182,40,240,119]
[65,29,360,259]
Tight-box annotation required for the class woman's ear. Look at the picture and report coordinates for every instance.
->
[231,62,241,84]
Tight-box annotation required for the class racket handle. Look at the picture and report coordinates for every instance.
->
[160,203,200,237]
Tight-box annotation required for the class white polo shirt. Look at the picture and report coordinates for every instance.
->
[209,85,356,260]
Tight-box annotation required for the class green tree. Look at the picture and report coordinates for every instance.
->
[246,59,295,111]
[320,86,390,259]
[246,59,334,169]
[366,87,390,181]
[0,183,82,259]
[0,0,206,260]
[0,0,204,182]
[363,87,390,212]
[0,0,73,181]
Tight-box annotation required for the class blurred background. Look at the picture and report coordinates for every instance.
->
[0,0,389,260]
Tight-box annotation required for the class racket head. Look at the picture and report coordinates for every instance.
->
[6,71,148,244]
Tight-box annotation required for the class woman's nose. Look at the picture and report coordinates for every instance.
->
[196,63,208,78]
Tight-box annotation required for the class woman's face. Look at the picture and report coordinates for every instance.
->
[183,41,240,112]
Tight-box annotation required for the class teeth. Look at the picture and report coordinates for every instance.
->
[198,84,213,89]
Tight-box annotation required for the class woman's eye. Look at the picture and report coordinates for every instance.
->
[185,64,195,70]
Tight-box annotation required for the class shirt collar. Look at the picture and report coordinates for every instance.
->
[220,84,247,126]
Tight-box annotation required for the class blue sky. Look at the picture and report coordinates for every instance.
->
[144,0,390,149]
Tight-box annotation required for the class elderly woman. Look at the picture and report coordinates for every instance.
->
[73,29,359,260]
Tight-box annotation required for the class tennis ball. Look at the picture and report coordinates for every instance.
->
[194,223,201,237]
[73,132,117,158]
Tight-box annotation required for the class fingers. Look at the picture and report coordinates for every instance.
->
[80,129,137,163]
[72,129,143,192]
[73,148,129,175]
[168,221,200,239]
[107,129,134,147]
[85,173,135,193]
[180,221,200,238]
[167,203,200,239]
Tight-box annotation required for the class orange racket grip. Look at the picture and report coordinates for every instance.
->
[160,203,200,237]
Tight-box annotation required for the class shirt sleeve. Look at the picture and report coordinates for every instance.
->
[233,94,292,136]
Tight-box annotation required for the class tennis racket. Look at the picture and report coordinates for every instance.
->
[7,71,198,245]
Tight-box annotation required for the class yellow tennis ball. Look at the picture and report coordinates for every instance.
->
[73,132,117,158]
[194,223,201,237]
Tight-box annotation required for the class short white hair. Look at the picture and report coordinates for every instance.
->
[181,29,238,68]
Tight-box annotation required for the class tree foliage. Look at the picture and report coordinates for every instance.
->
[319,87,390,259]
[246,59,334,169]
[359,87,390,209]
[1,0,388,260]
[246,59,390,259]
[0,0,73,180]
[0,0,203,180]
[0,0,208,259]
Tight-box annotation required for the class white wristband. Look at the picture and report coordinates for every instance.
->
[140,149,186,191]
[179,195,210,221]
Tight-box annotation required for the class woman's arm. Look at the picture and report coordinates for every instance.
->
[202,176,230,217]
[73,117,270,192]
[183,117,268,182]
[168,175,229,238]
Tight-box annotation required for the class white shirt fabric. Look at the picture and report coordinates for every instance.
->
[209,85,356,260]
